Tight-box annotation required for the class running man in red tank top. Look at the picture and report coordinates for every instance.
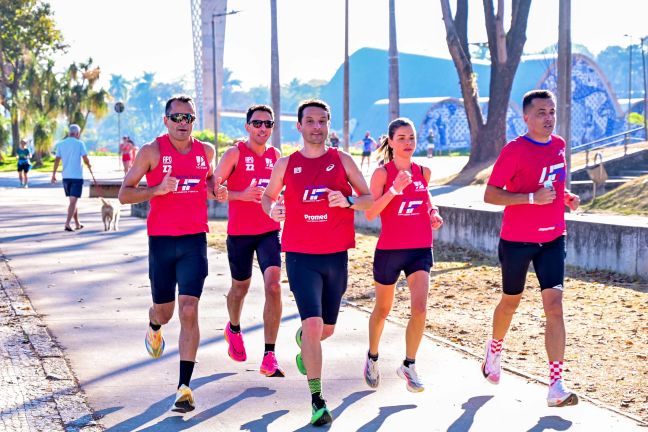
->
[118,95,226,413]
[363,118,443,393]
[482,90,581,408]
[261,100,373,427]
[212,104,285,377]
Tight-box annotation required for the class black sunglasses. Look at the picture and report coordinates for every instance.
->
[249,120,275,128]
[167,113,196,124]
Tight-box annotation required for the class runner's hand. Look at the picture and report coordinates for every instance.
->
[270,195,286,221]
[565,191,580,211]
[325,188,350,208]
[214,176,227,202]
[240,178,265,203]
[392,170,412,194]
[534,186,556,205]
[153,169,177,196]
[430,210,443,230]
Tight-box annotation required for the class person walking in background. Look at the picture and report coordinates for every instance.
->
[482,89,581,408]
[329,131,340,148]
[212,104,285,378]
[17,140,32,188]
[120,136,135,175]
[426,129,435,158]
[363,118,443,393]
[358,131,377,174]
[51,124,96,232]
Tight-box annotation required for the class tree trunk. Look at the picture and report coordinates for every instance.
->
[270,0,281,150]
[10,108,20,156]
[388,0,400,121]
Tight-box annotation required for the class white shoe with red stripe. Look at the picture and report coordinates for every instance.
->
[547,379,579,407]
[481,340,501,385]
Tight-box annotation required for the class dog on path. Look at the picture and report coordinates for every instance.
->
[101,198,120,231]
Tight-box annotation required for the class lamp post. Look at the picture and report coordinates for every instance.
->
[114,101,124,169]
[625,34,633,146]
[642,36,648,140]
[211,9,239,163]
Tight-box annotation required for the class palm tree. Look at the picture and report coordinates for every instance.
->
[109,74,130,102]
[270,0,281,149]
[388,0,400,121]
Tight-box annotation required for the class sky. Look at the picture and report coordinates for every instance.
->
[48,0,648,90]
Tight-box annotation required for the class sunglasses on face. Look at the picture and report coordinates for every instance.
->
[249,120,275,128]
[166,113,196,124]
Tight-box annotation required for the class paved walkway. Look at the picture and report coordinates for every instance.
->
[0,158,645,431]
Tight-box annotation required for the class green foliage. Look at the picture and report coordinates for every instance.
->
[596,45,645,98]
[32,115,56,154]
[60,58,109,131]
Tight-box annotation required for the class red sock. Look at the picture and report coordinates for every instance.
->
[549,360,564,385]
[490,339,503,354]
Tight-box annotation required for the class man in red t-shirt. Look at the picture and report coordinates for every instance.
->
[482,89,580,408]
[119,95,226,413]
[212,104,285,377]
[261,99,372,426]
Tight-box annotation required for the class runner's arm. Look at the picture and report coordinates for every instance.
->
[118,142,167,204]
[261,156,287,215]
[339,151,373,210]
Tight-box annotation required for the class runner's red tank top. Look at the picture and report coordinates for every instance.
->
[145,134,209,236]
[377,161,433,250]
[282,148,354,253]
[227,141,280,235]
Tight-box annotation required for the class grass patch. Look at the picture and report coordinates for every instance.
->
[0,155,56,172]
[584,174,648,216]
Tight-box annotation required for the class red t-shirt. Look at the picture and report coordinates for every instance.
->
[281,148,355,254]
[145,134,210,236]
[377,161,433,250]
[487,134,567,243]
[226,142,280,235]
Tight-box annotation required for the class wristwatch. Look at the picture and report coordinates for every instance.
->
[345,195,355,208]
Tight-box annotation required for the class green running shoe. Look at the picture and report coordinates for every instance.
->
[310,404,333,426]
[296,352,307,375]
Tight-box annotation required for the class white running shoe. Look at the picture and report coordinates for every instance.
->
[547,379,579,407]
[364,355,380,388]
[397,364,424,393]
[171,384,195,413]
[481,340,501,385]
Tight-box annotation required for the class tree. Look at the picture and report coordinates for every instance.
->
[59,59,109,132]
[0,0,64,154]
[270,0,281,149]
[109,74,130,102]
[440,0,532,168]
[388,0,400,121]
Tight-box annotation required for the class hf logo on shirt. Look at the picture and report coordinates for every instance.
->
[254,178,270,188]
[538,163,565,185]
[302,187,327,202]
[398,200,424,215]
[245,156,255,171]
[177,178,200,192]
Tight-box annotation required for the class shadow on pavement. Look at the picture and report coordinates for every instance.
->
[293,390,374,431]
[527,415,573,432]
[356,404,417,432]
[240,409,290,431]
[447,395,494,432]
[104,373,235,431]
[136,387,276,431]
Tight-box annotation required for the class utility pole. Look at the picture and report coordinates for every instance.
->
[270,0,281,150]
[625,34,634,146]
[343,0,350,152]
[388,0,400,121]
[642,36,648,140]
[557,0,572,188]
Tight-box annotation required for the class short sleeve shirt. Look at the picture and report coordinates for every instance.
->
[54,137,88,179]
[487,135,567,243]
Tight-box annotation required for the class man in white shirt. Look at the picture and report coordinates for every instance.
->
[51,124,96,231]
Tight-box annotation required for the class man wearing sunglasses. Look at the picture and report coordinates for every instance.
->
[262,99,373,426]
[119,95,225,413]
[211,104,285,378]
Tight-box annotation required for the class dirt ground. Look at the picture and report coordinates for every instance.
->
[208,221,648,423]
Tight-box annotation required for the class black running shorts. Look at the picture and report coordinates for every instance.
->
[498,235,566,295]
[148,233,208,304]
[285,251,348,325]
[373,247,433,285]
[62,178,83,198]
[226,230,281,281]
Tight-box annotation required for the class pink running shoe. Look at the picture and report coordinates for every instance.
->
[259,351,285,377]
[224,322,247,362]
